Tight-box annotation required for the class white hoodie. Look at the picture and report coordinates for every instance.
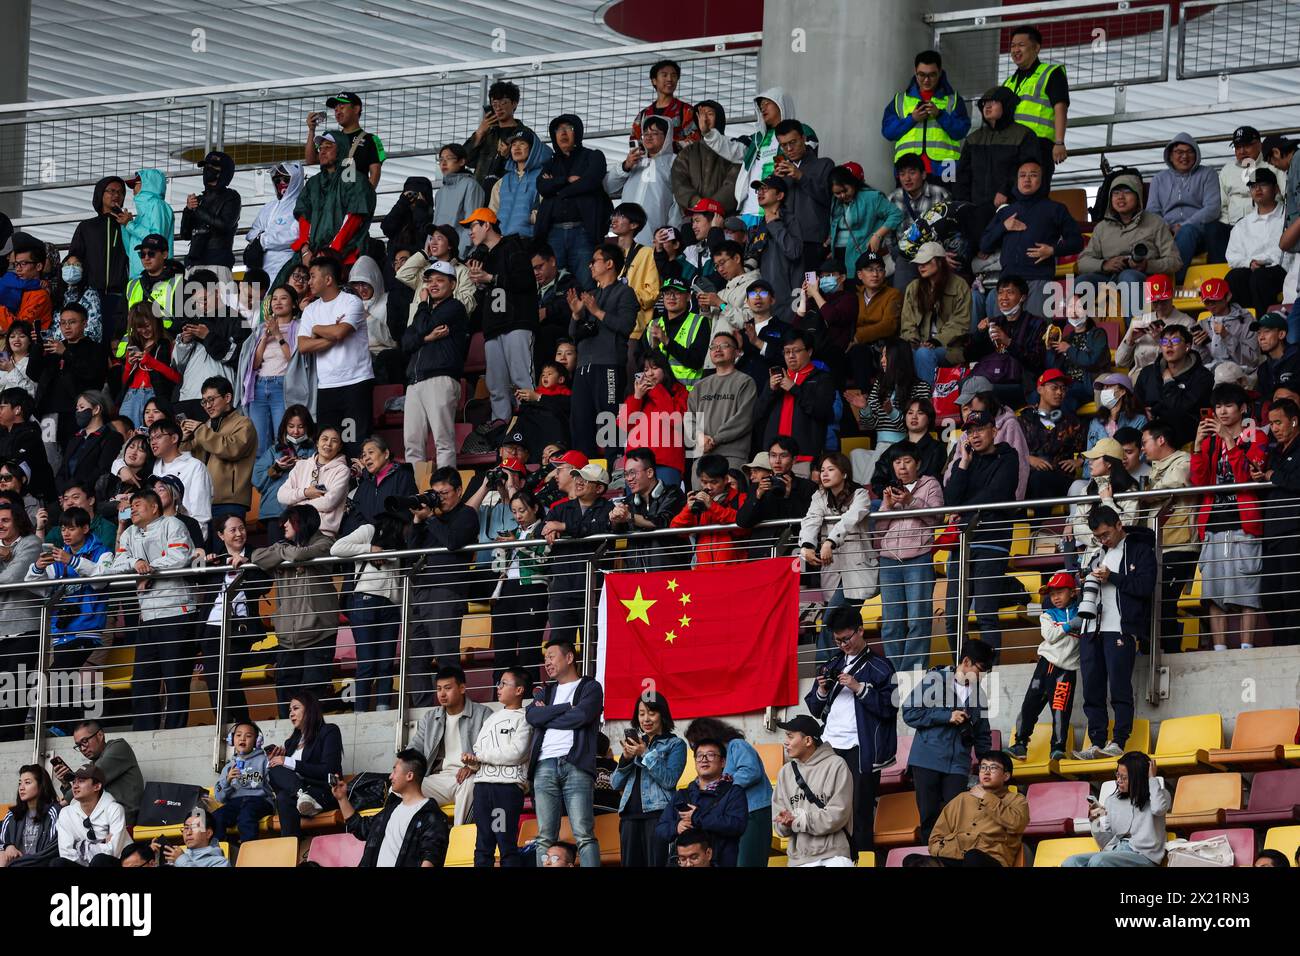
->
[57,790,127,865]
[1226,201,1290,269]
[471,706,532,787]
[705,86,799,218]
[348,255,396,353]
[246,161,305,282]
[1219,157,1286,225]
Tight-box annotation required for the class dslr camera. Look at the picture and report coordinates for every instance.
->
[390,490,443,512]
[1129,242,1150,261]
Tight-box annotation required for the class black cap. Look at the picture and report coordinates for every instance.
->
[195,150,224,169]
[855,250,886,272]
[817,257,846,275]
[965,410,996,429]
[504,128,532,144]
[498,430,526,449]
[325,92,363,108]
[776,715,823,740]
[1232,126,1261,146]
[1248,167,1278,187]
[746,278,775,295]
[151,473,185,499]
[135,233,168,253]
[750,175,786,193]
[1251,310,1288,332]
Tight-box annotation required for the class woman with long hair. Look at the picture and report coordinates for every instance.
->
[622,351,689,489]
[264,688,344,837]
[330,511,407,712]
[0,495,42,741]
[112,304,178,427]
[899,243,971,387]
[0,764,61,867]
[55,390,124,491]
[1065,437,1140,559]
[252,405,315,545]
[844,337,932,482]
[610,691,686,868]
[683,717,773,868]
[1085,373,1148,474]
[1063,753,1170,867]
[237,284,300,455]
[828,163,902,277]
[799,451,876,665]
[0,320,43,397]
[276,425,350,536]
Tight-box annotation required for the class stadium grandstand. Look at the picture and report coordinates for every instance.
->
[0,0,1295,883]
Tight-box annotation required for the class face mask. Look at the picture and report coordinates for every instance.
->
[61,265,83,284]
[999,305,1020,317]
[285,434,307,446]
[1069,316,1087,329]
[1099,388,1120,409]
[74,409,93,430]
[202,164,221,185]
[817,276,839,294]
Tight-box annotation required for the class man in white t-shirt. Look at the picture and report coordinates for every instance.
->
[296,257,373,452]
[336,749,449,867]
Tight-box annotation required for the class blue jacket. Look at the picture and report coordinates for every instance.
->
[495,130,553,238]
[980,181,1084,280]
[121,168,175,279]
[804,647,899,773]
[903,665,992,776]
[655,776,749,867]
[252,440,314,521]
[526,676,605,778]
[880,72,971,176]
[723,738,772,812]
[27,535,111,643]
[611,732,687,815]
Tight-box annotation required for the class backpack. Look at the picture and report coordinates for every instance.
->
[137,782,208,828]
[970,350,1023,385]
[930,366,969,424]
[346,772,391,812]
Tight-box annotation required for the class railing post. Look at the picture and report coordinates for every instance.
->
[953,513,981,657]
[581,542,611,677]
[30,591,58,766]
[211,569,246,773]
[395,557,423,753]
[1147,506,1169,706]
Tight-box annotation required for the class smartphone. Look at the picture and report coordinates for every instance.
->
[327,773,339,787]
[314,483,327,492]
[624,727,640,742]
[312,110,328,124]
[175,412,188,424]
[1200,408,1215,421]
[1086,795,1100,806]
[629,138,641,151]
[40,543,54,555]
[804,271,817,287]
[483,105,495,116]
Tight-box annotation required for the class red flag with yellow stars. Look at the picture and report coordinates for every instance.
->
[596,556,800,719]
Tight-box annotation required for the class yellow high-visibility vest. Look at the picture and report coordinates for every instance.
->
[892,90,963,165]
[1003,61,1063,141]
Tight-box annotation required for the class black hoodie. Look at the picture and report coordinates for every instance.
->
[535,114,612,244]
[952,87,1039,207]
[67,176,129,296]
[180,151,241,268]
[380,176,434,249]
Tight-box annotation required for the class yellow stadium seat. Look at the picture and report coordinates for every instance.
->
[1153,713,1221,773]
[458,469,475,490]
[132,822,184,842]
[516,814,621,865]
[412,461,433,491]
[101,644,135,694]
[841,436,872,455]
[767,854,788,867]
[1209,709,1300,770]
[219,841,229,859]
[873,792,920,848]
[444,824,478,867]
[235,836,299,867]
[757,743,785,784]
[1075,401,1099,417]
[1009,722,1074,784]
[677,753,698,790]
[1173,263,1229,311]
[1167,772,1243,829]
[1053,719,1151,778]
[856,850,876,867]
[459,613,492,654]
[1032,836,1099,867]
[1263,825,1300,860]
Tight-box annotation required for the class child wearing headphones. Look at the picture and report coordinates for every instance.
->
[212,721,274,845]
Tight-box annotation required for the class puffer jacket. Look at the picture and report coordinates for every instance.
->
[670,137,740,215]
[1147,133,1222,228]
[873,475,944,560]
[953,86,1040,207]
[610,732,687,816]
[1077,170,1183,277]
[250,531,338,649]
[799,486,878,598]
[981,176,1084,280]
[120,168,174,279]
[772,742,854,866]
[96,517,194,622]
[492,130,552,238]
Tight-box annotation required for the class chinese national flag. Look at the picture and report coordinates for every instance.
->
[597,556,800,720]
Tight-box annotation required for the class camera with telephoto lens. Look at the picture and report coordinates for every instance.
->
[1130,242,1150,261]
[1076,576,1102,620]
[389,490,443,512]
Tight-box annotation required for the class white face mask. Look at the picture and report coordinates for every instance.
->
[1099,388,1120,409]
[999,305,1021,317]
[1068,316,1088,330]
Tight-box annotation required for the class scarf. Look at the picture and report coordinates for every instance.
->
[778,364,815,440]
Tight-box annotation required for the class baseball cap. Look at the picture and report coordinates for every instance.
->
[750,175,786,193]
[498,430,526,449]
[313,131,338,148]
[1232,125,1261,146]
[500,456,526,474]
[661,277,689,294]
[325,92,363,108]
[459,207,498,226]
[1041,571,1078,593]
[965,410,995,429]
[1144,274,1172,302]
[688,198,724,216]
[151,474,185,499]
[836,161,865,183]
[1095,372,1133,390]
[504,128,532,144]
[743,452,772,471]
[421,259,456,279]
[855,250,886,272]
[1213,361,1248,386]
[1251,310,1288,332]
[1200,277,1230,301]
[746,278,775,296]
[776,715,823,740]
[1083,437,1125,460]
[552,450,588,471]
[135,233,169,253]
[576,463,610,486]
[955,375,993,406]
[1037,368,1069,388]
[911,241,947,265]
[722,216,748,233]
[1248,167,1278,188]
[73,765,106,784]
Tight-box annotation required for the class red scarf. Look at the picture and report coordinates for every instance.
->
[537,384,572,397]
[778,364,814,440]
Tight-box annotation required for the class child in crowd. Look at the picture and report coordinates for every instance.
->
[211,721,274,845]
[1007,572,1082,762]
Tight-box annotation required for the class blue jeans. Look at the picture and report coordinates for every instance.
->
[532,757,599,868]
[654,465,682,490]
[346,592,398,711]
[211,794,273,844]
[246,375,286,457]
[1062,840,1157,867]
[548,225,595,291]
[913,346,946,389]
[1171,221,1230,281]
[879,555,936,673]
[119,387,154,430]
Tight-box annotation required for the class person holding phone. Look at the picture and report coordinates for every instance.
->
[462,80,531,190]
[1063,753,1169,867]
[610,692,686,868]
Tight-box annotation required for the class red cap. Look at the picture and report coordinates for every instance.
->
[500,456,526,473]
[552,450,588,470]
[688,198,724,216]
[1037,368,1069,388]
[1200,277,1230,301]
[1144,274,1172,302]
[837,161,865,182]
[1040,571,1078,593]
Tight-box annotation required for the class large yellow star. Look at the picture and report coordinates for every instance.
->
[664,630,678,644]
[621,587,657,625]
[678,615,692,628]
[679,592,692,606]
[666,579,679,592]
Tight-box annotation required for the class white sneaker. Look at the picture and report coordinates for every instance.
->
[296,789,323,817]
[1073,745,1105,760]
[1100,741,1125,758]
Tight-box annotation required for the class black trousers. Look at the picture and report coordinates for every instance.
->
[833,745,880,852]
[199,622,256,725]
[1034,136,1057,187]
[1014,656,1076,753]
[409,585,465,708]
[274,644,335,719]
[0,633,37,742]
[133,614,197,731]
[1079,631,1137,750]
[570,364,625,458]
[267,764,337,838]
[492,580,548,683]
[912,765,968,845]
[1158,550,1199,654]
[317,380,375,456]
[474,782,525,867]
[619,813,670,868]
[1225,265,1286,314]
[1026,464,1076,502]
[937,849,1004,867]
[1263,533,1300,646]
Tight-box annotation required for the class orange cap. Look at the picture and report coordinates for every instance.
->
[459,207,498,226]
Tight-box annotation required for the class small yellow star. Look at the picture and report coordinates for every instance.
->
[679,592,691,606]
[666,579,679,592]
[621,587,657,625]
[664,630,678,643]
[678,615,691,628]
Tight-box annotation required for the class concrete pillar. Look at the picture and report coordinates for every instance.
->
[759,0,969,193]
[0,0,30,220]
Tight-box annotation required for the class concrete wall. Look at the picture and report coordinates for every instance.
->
[7,648,1298,786]
[759,0,971,192]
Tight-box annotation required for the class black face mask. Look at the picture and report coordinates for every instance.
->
[202,165,221,186]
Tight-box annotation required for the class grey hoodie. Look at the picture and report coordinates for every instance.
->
[1146,133,1222,228]
[214,747,272,803]
[432,170,486,249]
[772,742,854,865]
[173,843,231,867]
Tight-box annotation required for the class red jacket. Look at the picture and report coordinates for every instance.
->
[621,382,688,475]
[669,489,749,565]
[1189,426,1268,539]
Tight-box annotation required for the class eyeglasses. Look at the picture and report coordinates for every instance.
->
[1158,337,1187,346]
[832,631,859,645]
[694,752,723,762]
[73,729,101,751]
[746,290,769,298]
[139,249,161,258]
[977,763,1006,774]
[783,347,808,356]
[0,474,17,482]
[11,259,34,268]
[915,70,940,80]
[199,395,222,407]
